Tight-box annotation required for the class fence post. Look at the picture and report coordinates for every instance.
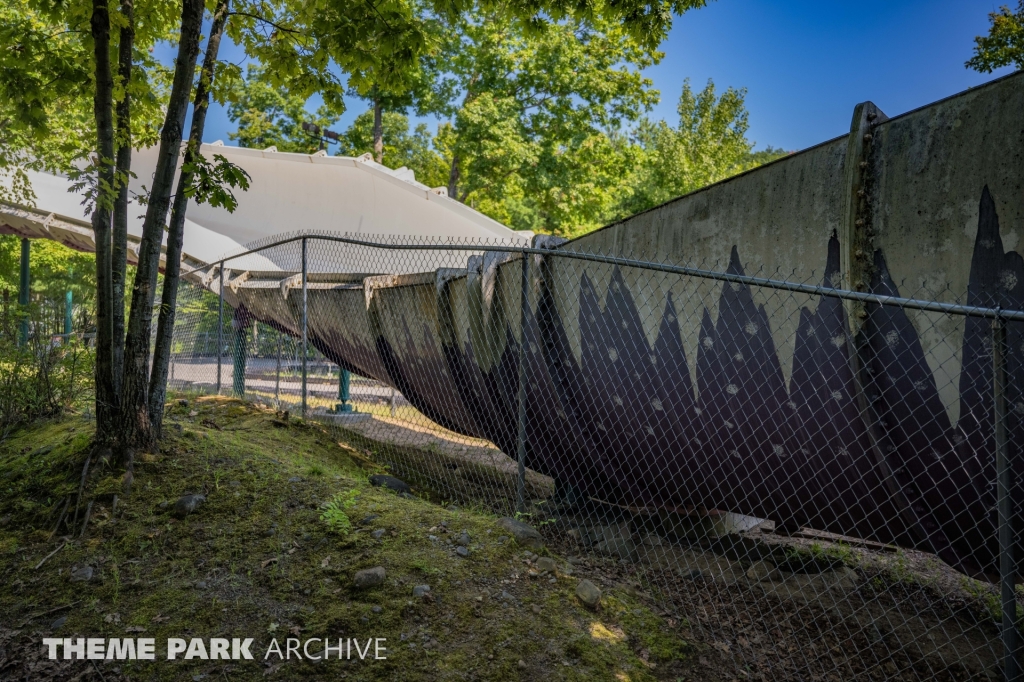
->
[65,284,73,340]
[994,313,1021,682]
[515,249,529,514]
[216,267,224,395]
[301,237,308,419]
[275,329,282,406]
[336,367,352,412]
[232,312,248,398]
[18,237,29,346]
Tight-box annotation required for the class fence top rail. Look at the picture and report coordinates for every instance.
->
[185,232,1024,322]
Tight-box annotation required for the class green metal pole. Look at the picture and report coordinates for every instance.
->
[18,238,29,346]
[232,321,248,397]
[65,270,73,340]
[335,367,352,413]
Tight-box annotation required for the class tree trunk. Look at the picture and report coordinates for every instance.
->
[372,96,383,164]
[111,0,134,396]
[447,152,460,200]
[148,0,230,438]
[118,0,205,454]
[90,0,116,441]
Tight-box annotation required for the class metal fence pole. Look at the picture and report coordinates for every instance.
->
[515,251,529,514]
[216,267,224,395]
[64,284,72,339]
[275,329,282,406]
[18,237,29,346]
[301,237,308,418]
[994,314,1021,682]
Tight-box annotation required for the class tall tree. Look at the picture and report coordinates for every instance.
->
[111,0,135,395]
[118,0,205,452]
[226,64,342,153]
[337,110,448,186]
[89,0,118,439]
[609,79,788,220]
[148,0,236,437]
[419,11,663,235]
[966,1,1024,72]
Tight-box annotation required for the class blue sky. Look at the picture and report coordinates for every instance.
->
[190,0,1017,153]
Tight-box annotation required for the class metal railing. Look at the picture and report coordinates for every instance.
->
[170,232,1022,680]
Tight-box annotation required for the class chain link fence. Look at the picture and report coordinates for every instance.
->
[167,231,1023,681]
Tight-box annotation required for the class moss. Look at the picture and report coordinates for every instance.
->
[0,395,686,681]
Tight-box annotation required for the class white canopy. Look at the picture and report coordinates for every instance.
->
[0,142,531,274]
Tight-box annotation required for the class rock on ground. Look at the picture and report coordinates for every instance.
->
[70,566,93,582]
[576,580,601,610]
[171,494,206,520]
[496,517,543,550]
[594,538,638,562]
[353,566,386,588]
[746,560,781,582]
[369,475,411,495]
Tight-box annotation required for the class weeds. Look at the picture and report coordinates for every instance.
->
[320,489,359,535]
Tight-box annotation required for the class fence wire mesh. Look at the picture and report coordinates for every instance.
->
[168,232,1023,681]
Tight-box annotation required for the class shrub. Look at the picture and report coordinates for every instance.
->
[0,306,94,435]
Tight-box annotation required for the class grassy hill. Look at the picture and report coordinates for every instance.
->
[0,396,690,681]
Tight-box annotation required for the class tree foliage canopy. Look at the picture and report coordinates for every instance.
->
[611,79,787,220]
[966,1,1024,73]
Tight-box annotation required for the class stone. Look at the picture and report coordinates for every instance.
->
[746,560,781,582]
[457,531,471,547]
[456,546,469,557]
[353,566,386,588]
[575,580,601,610]
[496,517,543,550]
[288,476,302,483]
[171,494,206,520]
[371,606,382,613]
[359,514,380,526]
[594,538,638,562]
[371,529,386,540]
[642,533,664,547]
[196,581,208,589]
[70,566,94,582]
[535,557,557,574]
[412,585,431,599]
[370,475,412,495]
[518,659,527,669]
[531,604,542,615]
[834,567,859,590]
[50,616,67,630]
[496,535,509,544]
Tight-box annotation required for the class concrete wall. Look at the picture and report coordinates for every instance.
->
[226,72,1024,581]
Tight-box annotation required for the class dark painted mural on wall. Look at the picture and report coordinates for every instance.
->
[234,186,1022,582]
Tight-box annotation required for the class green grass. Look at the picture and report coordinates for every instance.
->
[0,396,689,681]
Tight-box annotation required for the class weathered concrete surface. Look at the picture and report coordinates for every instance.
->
[222,72,1024,582]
